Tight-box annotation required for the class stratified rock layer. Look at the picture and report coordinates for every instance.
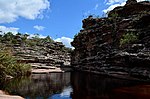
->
[0,37,71,70]
[13,41,71,68]
[71,1,150,81]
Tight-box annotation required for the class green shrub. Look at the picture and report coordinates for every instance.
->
[120,32,138,46]
[26,39,36,47]
[0,48,31,80]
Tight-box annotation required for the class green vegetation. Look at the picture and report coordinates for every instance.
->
[111,12,118,39]
[0,32,54,47]
[0,47,31,80]
[0,32,71,53]
[27,35,54,47]
[0,32,72,80]
[0,32,71,80]
[110,12,118,18]
[120,32,138,46]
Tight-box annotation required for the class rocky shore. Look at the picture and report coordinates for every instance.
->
[0,90,24,99]
[71,0,150,81]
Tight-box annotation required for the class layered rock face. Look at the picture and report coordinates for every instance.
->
[71,1,150,81]
[0,35,71,69]
[12,41,71,68]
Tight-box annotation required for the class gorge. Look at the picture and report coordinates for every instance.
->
[1,0,150,98]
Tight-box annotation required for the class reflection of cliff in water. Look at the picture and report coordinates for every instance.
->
[71,72,143,99]
[1,72,150,99]
[0,72,71,98]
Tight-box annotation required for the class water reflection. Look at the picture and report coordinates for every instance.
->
[0,72,71,99]
[51,86,72,99]
[71,72,143,99]
[0,72,149,99]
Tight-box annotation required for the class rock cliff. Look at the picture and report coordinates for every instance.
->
[13,41,71,68]
[71,0,150,81]
[0,34,71,70]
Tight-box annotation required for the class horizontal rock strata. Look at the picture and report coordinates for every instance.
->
[71,1,150,81]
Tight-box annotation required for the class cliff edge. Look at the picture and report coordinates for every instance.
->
[71,0,150,81]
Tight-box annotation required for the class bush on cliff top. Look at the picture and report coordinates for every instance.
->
[0,32,55,47]
[0,47,31,80]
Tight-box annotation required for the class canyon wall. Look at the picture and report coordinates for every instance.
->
[71,1,150,81]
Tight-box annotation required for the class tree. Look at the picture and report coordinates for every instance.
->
[4,32,14,40]
[45,36,54,42]
[3,32,14,44]
[22,34,29,42]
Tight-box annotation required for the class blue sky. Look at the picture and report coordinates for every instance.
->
[0,0,145,48]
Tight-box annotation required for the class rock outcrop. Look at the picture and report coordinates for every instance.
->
[71,0,150,81]
[109,0,150,17]
[126,0,137,6]
[0,35,71,71]
[13,41,71,68]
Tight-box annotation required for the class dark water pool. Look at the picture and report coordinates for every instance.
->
[0,72,149,99]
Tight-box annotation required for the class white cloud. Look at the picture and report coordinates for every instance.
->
[54,37,73,48]
[33,25,45,31]
[106,0,125,5]
[137,0,148,2]
[103,2,126,13]
[105,0,146,5]
[0,0,50,23]
[94,4,99,10]
[21,32,47,39]
[0,26,19,34]
[103,0,147,13]
[39,35,47,38]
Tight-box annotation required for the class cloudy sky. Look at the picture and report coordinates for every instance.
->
[0,0,145,48]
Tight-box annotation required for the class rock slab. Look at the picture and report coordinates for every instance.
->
[0,90,24,99]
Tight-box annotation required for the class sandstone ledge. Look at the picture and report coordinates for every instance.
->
[0,90,24,99]
[31,68,64,74]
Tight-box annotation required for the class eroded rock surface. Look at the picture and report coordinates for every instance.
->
[13,41,71,71]
[13,41,70,67]
[0,35,71,72]
[71,1,150,81]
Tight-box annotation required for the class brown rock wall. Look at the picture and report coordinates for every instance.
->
[71,1,150,81]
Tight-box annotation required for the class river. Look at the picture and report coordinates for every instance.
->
[0,72,150,99]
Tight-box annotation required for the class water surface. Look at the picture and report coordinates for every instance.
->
[0,72,149,99]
